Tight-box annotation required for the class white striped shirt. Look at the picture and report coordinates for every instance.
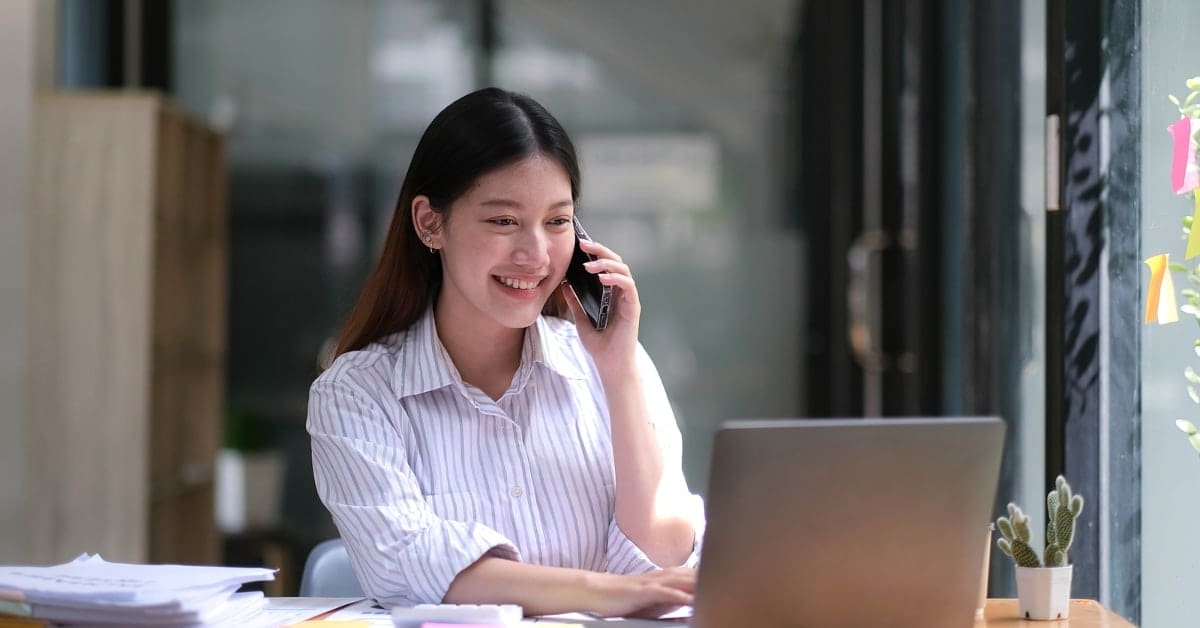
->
[307,307,705,606]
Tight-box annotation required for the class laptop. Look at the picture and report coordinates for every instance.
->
[689,417,1005,628]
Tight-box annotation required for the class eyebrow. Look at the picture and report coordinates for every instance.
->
[479,198,575,210]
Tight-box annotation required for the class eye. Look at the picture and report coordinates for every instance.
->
[488,217,517,227]
[548,217,572,227]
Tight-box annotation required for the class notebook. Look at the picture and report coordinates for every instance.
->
[689,417,1005,628]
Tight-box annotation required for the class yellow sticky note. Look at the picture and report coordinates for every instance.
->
[1160,266,1180,323]
[1145,253,1179,324]
[1189,191,1200,260]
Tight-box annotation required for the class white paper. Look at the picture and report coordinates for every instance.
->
[36,591,265,624]
[325,597,392,619]
[0,554,275,605]
[0,554,277,627]
[254,597,363,624]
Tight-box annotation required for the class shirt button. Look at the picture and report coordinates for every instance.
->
[510,486,524,498]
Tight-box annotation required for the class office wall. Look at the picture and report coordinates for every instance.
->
[1016,0,1047,561]
[0,0,38,563]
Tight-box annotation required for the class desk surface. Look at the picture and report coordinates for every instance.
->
[978,599,1133,627]
[267,597,1134,627]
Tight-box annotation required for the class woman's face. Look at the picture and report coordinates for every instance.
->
[433,154,576,333]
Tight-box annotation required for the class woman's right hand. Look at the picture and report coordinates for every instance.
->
[584,567,697,618]
[444,557,695,618]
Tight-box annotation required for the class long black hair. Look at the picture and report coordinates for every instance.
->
[335,88,581,356]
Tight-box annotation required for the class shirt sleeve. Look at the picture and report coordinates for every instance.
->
[604,343,706,573]
[308,376,519,606]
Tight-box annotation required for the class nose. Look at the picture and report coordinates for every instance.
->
[512,226,551,268]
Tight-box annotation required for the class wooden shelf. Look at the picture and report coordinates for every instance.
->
[28,91,227,565]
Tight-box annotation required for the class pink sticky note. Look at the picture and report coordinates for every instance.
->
[1169,117,1199,194]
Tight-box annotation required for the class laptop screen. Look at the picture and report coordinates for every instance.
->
[691,417,1005,628]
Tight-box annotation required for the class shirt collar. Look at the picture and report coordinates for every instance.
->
[530,315,588,381]
[393,308,589,399]
[393,307,462,398]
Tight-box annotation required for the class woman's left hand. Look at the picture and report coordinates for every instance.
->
[560,237,640,376]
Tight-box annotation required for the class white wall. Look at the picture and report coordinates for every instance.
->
[1016,0,1047,562]
[0,0,37,563]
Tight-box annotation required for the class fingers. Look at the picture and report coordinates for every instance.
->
[668,573,697,594]
[596,569,697,619]
[577,238,638,309]
[627,605,680,620]
[583,257,631,278]
[628,587,692,616]
[597,271,639,306]
[650,586,693,606]
[652,567,697,593]
[579,237,623,264]
[626,587,693,619]
[651,586,694,606]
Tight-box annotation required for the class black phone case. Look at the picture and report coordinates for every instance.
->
[566,217,612,329]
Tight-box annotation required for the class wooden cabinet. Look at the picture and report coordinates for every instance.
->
[28,92,227,565]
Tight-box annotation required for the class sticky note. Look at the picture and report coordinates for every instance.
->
[1189,191,1200,260]
[1145,253,1180,324]
[1169,117,1200,195]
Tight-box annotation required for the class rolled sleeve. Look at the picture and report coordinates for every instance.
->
[308,378,519,606]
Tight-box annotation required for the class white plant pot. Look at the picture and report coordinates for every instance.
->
[1014,565,1073,620]
[215,448,285,533]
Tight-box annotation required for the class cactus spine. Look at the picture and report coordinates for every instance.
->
[995,503,1041,568]
[1046,476,1083,567]
[993,475,1084,569]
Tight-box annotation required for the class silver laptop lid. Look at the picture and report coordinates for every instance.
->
[692,417,1005,628]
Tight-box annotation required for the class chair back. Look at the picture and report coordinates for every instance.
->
[299,538,365,597]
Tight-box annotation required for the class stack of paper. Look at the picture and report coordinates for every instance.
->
[0,553,276,626]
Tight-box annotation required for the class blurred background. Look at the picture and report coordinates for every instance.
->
[2,0,1197,624]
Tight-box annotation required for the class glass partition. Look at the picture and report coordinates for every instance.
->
[173,0,806,545]
[490,5,804,488]
[1141,0,1200,624]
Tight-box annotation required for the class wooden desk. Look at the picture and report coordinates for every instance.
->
[267,598,1135,626]
[978,599,1134,627]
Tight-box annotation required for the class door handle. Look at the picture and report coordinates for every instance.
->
[847,229,890,373]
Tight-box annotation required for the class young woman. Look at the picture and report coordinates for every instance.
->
[307,88,703,617]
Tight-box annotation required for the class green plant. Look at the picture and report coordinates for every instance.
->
[1177,419,1200,455]
[223,401,274,452]
[1170,75,1200,455]
[1167,76,1200,118]
[1177,323,1200,453]
[995,475,1084,568]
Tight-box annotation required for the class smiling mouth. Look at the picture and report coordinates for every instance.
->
[494,276,543,290]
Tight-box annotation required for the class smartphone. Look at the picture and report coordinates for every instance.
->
[565,216,613,330]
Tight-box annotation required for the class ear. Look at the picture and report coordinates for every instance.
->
[411,195,443,250]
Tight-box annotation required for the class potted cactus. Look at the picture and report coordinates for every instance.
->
[993,475,1084,620]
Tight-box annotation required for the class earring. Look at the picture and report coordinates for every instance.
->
[423,233,434,254]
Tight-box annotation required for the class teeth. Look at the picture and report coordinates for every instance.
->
[497,276,539,290]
